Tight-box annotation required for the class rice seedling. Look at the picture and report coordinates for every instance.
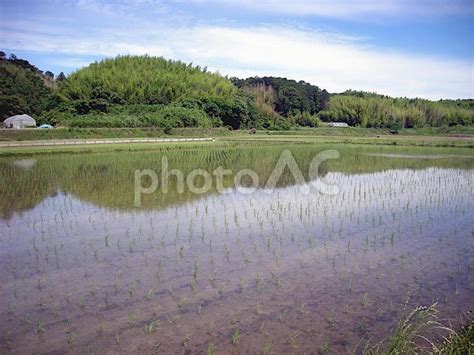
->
[287,331,300,349]
[1,144,472,353]
[262,339,272,354]
[34,321,45,335]
[66,333,74,351]
[205,343,215,355]
[96,323,104,337]
[326,308,334,327]
[320,338,330,354]
[231,328,240,346]
[144,319,160,333]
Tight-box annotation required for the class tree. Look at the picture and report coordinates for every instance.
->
[275,87,302,116]
[56,72,66,81]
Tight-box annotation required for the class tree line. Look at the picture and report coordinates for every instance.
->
[1,52,473,130]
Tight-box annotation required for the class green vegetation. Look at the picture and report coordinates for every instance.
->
[232,76,329,126]
[1,52,473,132]
[1,125,473,147]
[0,140,472,353]
[319,91,474,130]
[48,55,272,130]
[0,53,62,120]
[0,127,232,141]
[1,143,472,217]
[365,303,473,354]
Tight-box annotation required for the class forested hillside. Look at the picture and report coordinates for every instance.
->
[50,55,288,130]
[0,52,62,120]
[1,52,473,131]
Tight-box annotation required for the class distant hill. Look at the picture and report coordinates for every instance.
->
[0,53,62,120]
[1,52,473,130]
[63,55,238,105]
[56,55,279,129]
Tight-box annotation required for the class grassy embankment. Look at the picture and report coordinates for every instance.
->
[0,126,473,156]
[1,125,473,141]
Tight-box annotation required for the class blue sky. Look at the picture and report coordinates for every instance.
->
[1,0,473,99]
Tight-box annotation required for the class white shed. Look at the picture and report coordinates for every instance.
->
[3,114,37,129]
[328,122,349,128]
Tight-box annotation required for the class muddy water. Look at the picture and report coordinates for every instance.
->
[0,145,473,353]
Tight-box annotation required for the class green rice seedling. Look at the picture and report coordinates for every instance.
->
[67,333,74,351]
[96,323,104,337]
[231,328,240,346]
[79,296,86,310]
[193,258,199,281]
[34,321,45,335]
[288,331,299,349]
[181,335,190,347]
[145,319,159,333]
[362,293,369,306]
[128,284,135,299]
[145,287,154,301]
[320,338,329,354]
[299,302,306,315]
[256,273,263,292]
[206,343,215,355]
[358,320,367,336]
[126,313,136,328]
[178,296,185,310]
[114,329,121,345]
[326,308,334,327]
[190,280,197,294]
[239,278,246,293]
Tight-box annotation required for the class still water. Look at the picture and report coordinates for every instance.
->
[0,144,473,353]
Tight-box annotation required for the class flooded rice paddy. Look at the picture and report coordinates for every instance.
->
[0,143,473,353]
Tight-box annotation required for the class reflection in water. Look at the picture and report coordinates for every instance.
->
[0,145,473,353]
[0,144,473,218]
[12,159,37,169]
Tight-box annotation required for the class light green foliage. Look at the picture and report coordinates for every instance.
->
[318,91,474,129]
[63,55,237,105]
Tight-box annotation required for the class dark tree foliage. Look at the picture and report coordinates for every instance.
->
[0,54,61,120]
[232,76,329,117]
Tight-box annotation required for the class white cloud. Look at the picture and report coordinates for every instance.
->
[1,18,472,99]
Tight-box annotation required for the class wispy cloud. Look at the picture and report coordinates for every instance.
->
[1,0,472,99]
[181,0,474,18]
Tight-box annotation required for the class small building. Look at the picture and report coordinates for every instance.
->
[328,122,349,128]
[3,114,37,129]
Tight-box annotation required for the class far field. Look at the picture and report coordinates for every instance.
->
[0,126,473,156]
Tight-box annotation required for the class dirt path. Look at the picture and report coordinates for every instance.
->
[0,137,215,148]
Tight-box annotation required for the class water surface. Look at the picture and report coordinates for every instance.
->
[0,144,473,353]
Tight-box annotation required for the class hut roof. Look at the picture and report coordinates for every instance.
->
[3,114,36,127]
